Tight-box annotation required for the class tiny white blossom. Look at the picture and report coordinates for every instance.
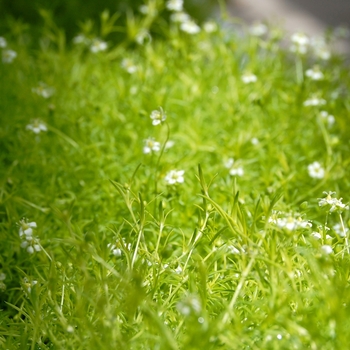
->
[311,37,331,60]
[321,245,333,254]
[32,82,55,98]
[2,49,17,63]
[143,138,161,154]
[250,23,268,36]
[139,4,150,14]
[180,20,201,34]
[170,12,190,23]
[20,236,41,254]
[311,231,322,240]
[150,107,166,125]
[203,21,217,33]
[165,169,185,185]
[318,192,349,213]
[303,96,326,106]
[175,265,183,274]
[224,158,234,169]
[165,140,175,149]
[320,111,335,127]
[290,32,309,54]
[26,119,48,134]
[227,245,240,254]
[241,72,257,84]
[23,278,38,294]
[90,38,107,53]
[333,223,348,238]
[305,66,324,80]
[229,167,244,177]
[166,0,183,12]
[73,34,90,45]
[0,272,6,281]
[107,243,122,257]
[307,161,325,179]
[121,58,138,74]
[18,219,37,237]
[0,37,7,48]
[251,137,259,145]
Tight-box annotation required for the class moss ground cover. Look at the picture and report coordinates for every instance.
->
[1,1,350,349]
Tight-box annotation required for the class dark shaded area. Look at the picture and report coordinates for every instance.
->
[0,0,217,39]
[286,0,350,27]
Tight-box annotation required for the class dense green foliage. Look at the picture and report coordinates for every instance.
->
[1,2,350,349]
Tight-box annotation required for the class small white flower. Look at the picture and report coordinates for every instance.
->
[26,119,48,134]
[227,245,240,254]
[121,58,138,74]
[166,0,183,12]
[107,243,122,257]
[303,96,326,106]
[224,158,234,169]
[311,37,331,60]
[73,34,90,45]
[175,265,183,274]
[0,272,6,281]
[139,4,150,14]
[241,72,257,84]
[203,21,217,33]
[90,38,107,53]
[143,138,161,154]
[23,278,38,294]
[318,192,349,213]
[315,47,331,60]
[165,169,185,185]
[307,161,325,179]
[229,167,244,177]
[150,107,166,125]
[170,12,190,23]
[18,219,37,237]
[165,140,175,149]
[320,111,335,127]
[180,20,201,34]
[0,37,7,48]
[2,49,17,63]
[321,245,333,255]
[311,231,322,240]
[305,66,324,80]
[333,223,348,238]
[32,82,55,98]
[251,137,259,145]
[291,32,310,46]
[20,236,41,254]
[250,23,268,36]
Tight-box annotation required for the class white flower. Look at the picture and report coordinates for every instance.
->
[250,23,268,36]
[320,111,335,127]
[143,138,161,154]
[150,107,166,125]
[305,66,324,80]
[224,158,234,169]
[251,137,259,145]
[90,38,107,53]
[229,167,244,177]
[241,73,257,84]
[170,12,190,23]
[321,245,333,254]
[203,21,217,33]
[26,119,48,134]
[23,278,38,294]
[318,191,349,213]
[166,0,183,12]
[18,219,37,237]
[0,37,7,48]
[311,231,322,240]
[307,161,325,179]
[121,58,138,74]
[165,140,175,149]
[2,49,17,63]
[139,4,149,14]
[303,96,326,106]
[32,82,55,98]
[175,265,183,274]
[227,245,240,254]
[269,212,312,231]
[73,34,90,45]
[333,223,348,238]
[107,243,122,257]
[0,272,6,281]
[180,20,201,34]
[20,236,41,254]
[290,32,309,54]
[165,169,185,185]
[311,37,331,60]
[315,47,331,60]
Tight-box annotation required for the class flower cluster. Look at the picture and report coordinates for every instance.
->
[241,72,258,84]
[269,211,312,231]
[303,95,326,107]
[307,161,325,179]
[72,34,107,53]
[290,32,309,54]
[224,158,244,177]
[318,192,349,213]
[319,111,335,127]
[305,66,324,81]
[250,22,268,37]
[32,82,55,98]
[121,58,138,74]
[0,36,17,64]
[166,0,201,34]
[18,219,41,254]
[26,119,48,134]
[22,277,38,295]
